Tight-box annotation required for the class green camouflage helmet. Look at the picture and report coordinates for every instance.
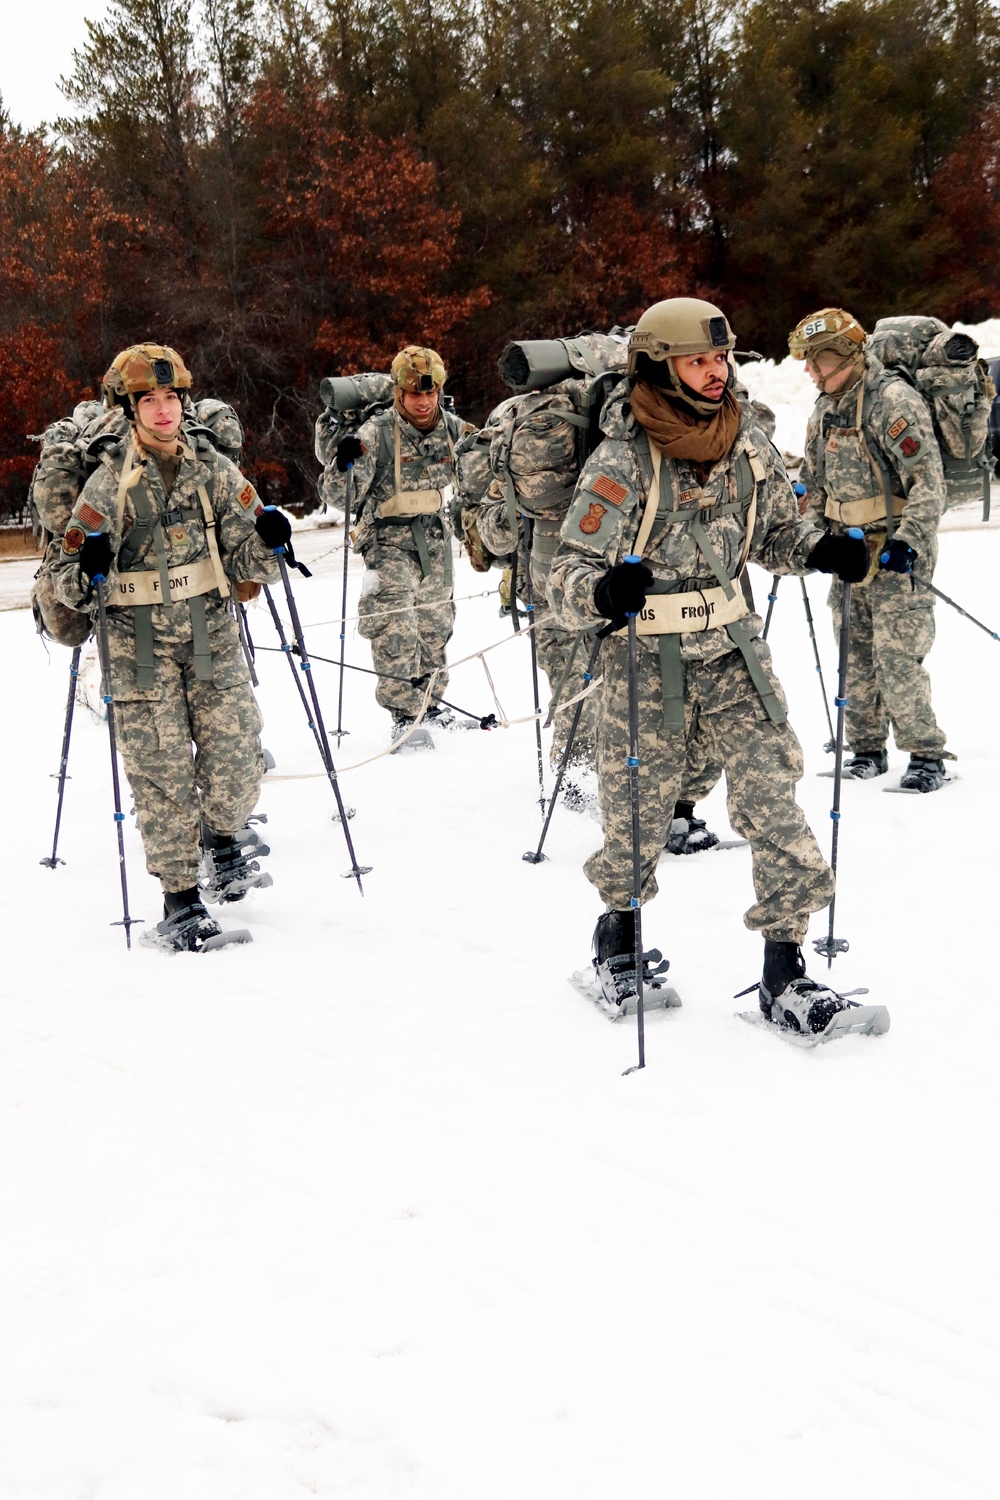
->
[627,298,736,374]
[788,308,867,361]
[391,345,447,393]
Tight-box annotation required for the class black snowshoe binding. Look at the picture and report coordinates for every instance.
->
[200,824,273,904]
[142,887,249,953]
[424,704,455,729]
[665,800,720,855]
[593,909,670,1013]
[899,755,946,793]
[757,940,849,1035]
[844,749,888,780]
[390,714,434,751]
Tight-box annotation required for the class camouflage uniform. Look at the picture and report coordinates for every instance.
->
[325,406,471,718]
[548,384,835,940]
[50,432,279,892]
[799,354,948,756]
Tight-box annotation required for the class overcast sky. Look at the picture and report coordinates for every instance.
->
[2,2,113,132]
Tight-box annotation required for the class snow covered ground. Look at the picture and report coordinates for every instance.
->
[3,389,1000,1495]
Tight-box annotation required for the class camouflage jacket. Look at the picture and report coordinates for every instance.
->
[799,353,945,557]
[548,380,824,665]
[50,431,279,650]
[323,406,473,553]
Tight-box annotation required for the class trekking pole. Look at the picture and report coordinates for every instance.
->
[91,574,141,948]
[270,536,371,892]
[910,574,1000,642]
[40,645,82,869]
[232,591,258,686]
[812,530,863,969]
[523,635,601,864]
[334,465,355,742]
[262,585,327,762]
[622,556,646,1075]
[273,646,498,728]
[761,575,781,640]
[522,519,546,817]
[800,576,837,751]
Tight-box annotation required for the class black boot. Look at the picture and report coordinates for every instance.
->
[201,825,273,904]
[665,800,720,854]
[759,939,848,1034]
[845,748,888,779]
[592,910,668,1011]
[144,887,223,953]
[899,755,946,792]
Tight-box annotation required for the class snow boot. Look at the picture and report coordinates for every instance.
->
[592,909,669,1011]
[200,825,273,904]
[143,887,224,953]
[758,939,849,1035]
[899,755,946,793]
[390,714,434,752]
[665,801,720,855]
[845,748,888,779]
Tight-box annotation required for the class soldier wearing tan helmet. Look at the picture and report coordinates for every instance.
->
[548,296,875,1036]
[49,342,293,951]
[791,308,951,791]
[325,345,474,749]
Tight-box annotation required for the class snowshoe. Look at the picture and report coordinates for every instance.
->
[844,748,888,780]
[586,909,673,1017]
[749,939,889,1041]
[897,755,947,793]
[424,705,456,729]
[200,825,274,904]
[141,888,251,953]
[390,715,434,752]
[665,815,720,855]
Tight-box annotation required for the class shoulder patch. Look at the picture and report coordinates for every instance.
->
[237,483,256,509]
[899,436,921,459]
[63,526,84,555]
[590,473,628,507]
[887,417,908,441]
[579,503,607,535]
[75,500,105,532]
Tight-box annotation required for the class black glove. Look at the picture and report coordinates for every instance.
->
[807,530,869,585]
[254,506,292,550]
[594,560,654,627]
[879,539,917,574]
[79,532,115,582]
[335,436,365,472]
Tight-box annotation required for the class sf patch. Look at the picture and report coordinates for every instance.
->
[887,417,908,441]
[590,473,628,507]
[580,502,607,535]
[237,483,256,509]
[63,526,84,554]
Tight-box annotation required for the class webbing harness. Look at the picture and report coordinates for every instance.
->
[625,436,784,732]
[372,416,456,581]
[111,435,228,687]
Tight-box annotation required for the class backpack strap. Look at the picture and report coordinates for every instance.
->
[857,379,897,542]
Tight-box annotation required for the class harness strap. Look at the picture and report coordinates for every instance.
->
[134,607,156,690]
[177,442,229,598]
[725,618,786,724]
[188,595,215,682]
[855,381,897,543]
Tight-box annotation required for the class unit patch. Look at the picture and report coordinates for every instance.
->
[237,483,256,509]
[887,417,908,441]
[899,436,921,458]
[76,501,105,532]
[579,502,607,535]
[169,526,186,544]
[63,526,84,554]
[591,474,628,507]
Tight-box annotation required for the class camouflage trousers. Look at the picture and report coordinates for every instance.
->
[828,566,946,755]
[357,532,455,717]
[112,630,264,892]
[585,637,834,943]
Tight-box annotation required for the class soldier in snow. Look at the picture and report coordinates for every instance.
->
[327,346,474,749]
[791,308,952,792]
[49,343,290,951]
[547,298,870,1034]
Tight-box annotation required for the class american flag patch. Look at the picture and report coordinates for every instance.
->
[76,501,105,531]
[591,474,628,506]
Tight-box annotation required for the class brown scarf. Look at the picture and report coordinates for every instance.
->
[630,381,741,478]
[394,389,441,433]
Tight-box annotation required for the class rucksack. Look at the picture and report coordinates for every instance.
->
[315,373,396,510]
[29,397,245,646]
[866,316,994,513]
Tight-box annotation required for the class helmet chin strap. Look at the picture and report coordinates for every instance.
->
[808,349,864,395]
[131,393,183,449]
[663,358,729,418]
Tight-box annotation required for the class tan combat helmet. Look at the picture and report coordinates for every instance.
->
[788,308,867,393]
[390,345,447,394]
[627,297,736,375]
[102,343,193,413]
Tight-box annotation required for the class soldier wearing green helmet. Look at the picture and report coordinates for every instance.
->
[791,307,952,792]
[548,296,871,1035]
[324,344,474,749]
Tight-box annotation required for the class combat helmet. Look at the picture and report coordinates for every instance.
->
[102,343,193,415]
[391,345,447,394]
[788,308,867,362]
[628,297,736,416]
